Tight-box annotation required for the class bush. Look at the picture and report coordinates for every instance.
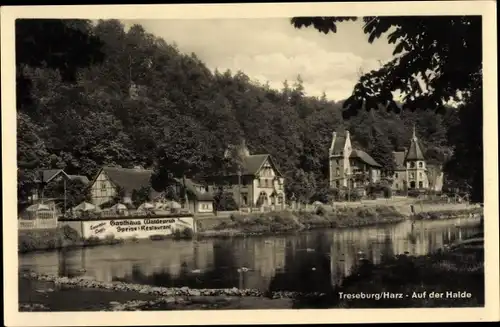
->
[18,226,82,253]
[407,189,427,198]
[83,236,102,246]
[214,192,238,211]
[173,227,194,240]
[315,205,326,216]
[182,227,194,239]
[382,186,392,198]
[411,207,483,220]
[311,185,338,204]
[203,205,406,235]
[104,234,123,245]
[150,234,168,241]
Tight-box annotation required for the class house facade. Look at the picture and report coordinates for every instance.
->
[328,128,444,193]
[30,169,89,202]
[172,178,214,213]
[89,166,214,214]
[391,127,444,192]
[328,130,382,189]
[89,166,157,207]
[205,141,286,209]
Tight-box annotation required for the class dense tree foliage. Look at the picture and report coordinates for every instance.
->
[292,16,483,202]
[17,19,466,205]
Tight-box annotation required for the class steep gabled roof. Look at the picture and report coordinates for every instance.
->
[331,135,346,154]
[173,178,214,201]
[405,138,425,161]
[68,175,90,185]
[393,151,406,170]
[350,149,382,168]
[93,166,153,195]
[241,154,269,175]
[240,154,284,177]
[41,169,68,183]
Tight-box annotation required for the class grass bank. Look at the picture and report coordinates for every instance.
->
[411,207,483,221]
[197,206,405,238]
[18,225,194,253]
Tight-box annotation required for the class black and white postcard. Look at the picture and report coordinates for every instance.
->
[2,1,499,325]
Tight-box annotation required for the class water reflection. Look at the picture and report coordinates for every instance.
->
[19,218,482,292]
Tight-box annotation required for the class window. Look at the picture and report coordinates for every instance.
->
[396,183,399,189]
[418,162,423,168]
[241,193,248,205]
[419,172,423,178]
[101,182,106,191]
[336,168,340,177]
[335,181,340,188]
[336,159,339,165]
[264,179,269,188]
[258,179,262,187]
[277,195,283,204]
[410,172,415,179]
[410,162,415,168]
[257,191,268,206]
[418,181,423,188]
[395,173,399,178]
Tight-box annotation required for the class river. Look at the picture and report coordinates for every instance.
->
[19,218,482,293]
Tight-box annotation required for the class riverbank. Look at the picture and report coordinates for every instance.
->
[197,206,406,238]
[410,207,483,221]
[18,225,193,253]
[19,275,292,311]
[19,272,297,311]
[18,204,482,253]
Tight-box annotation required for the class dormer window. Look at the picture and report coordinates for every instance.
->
[418,162,423,168]
[410,162,415,168]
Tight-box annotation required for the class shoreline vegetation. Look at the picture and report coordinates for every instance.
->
[19,243,484,310]
[197,206,406,238]
[409,207,483,221]
[18,205,483,253]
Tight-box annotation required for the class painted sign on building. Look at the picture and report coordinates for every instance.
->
[81,217,195,239]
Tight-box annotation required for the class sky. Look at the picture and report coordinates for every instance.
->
[123,18,397,101]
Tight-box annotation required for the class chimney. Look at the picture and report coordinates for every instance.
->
[240,139,250,157]
[329,131,337,156]
[345,130,350,140]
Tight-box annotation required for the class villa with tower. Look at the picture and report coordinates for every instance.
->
[328,127,443,192]
[328,130,382,189]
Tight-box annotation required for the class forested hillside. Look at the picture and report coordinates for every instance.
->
[17,19,461,203]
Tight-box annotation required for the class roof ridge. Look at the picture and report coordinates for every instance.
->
[103,166,153,172]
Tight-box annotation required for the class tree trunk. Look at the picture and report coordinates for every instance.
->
[182,174,189,211]
[63,178,67,214]
[237,168,242,209]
